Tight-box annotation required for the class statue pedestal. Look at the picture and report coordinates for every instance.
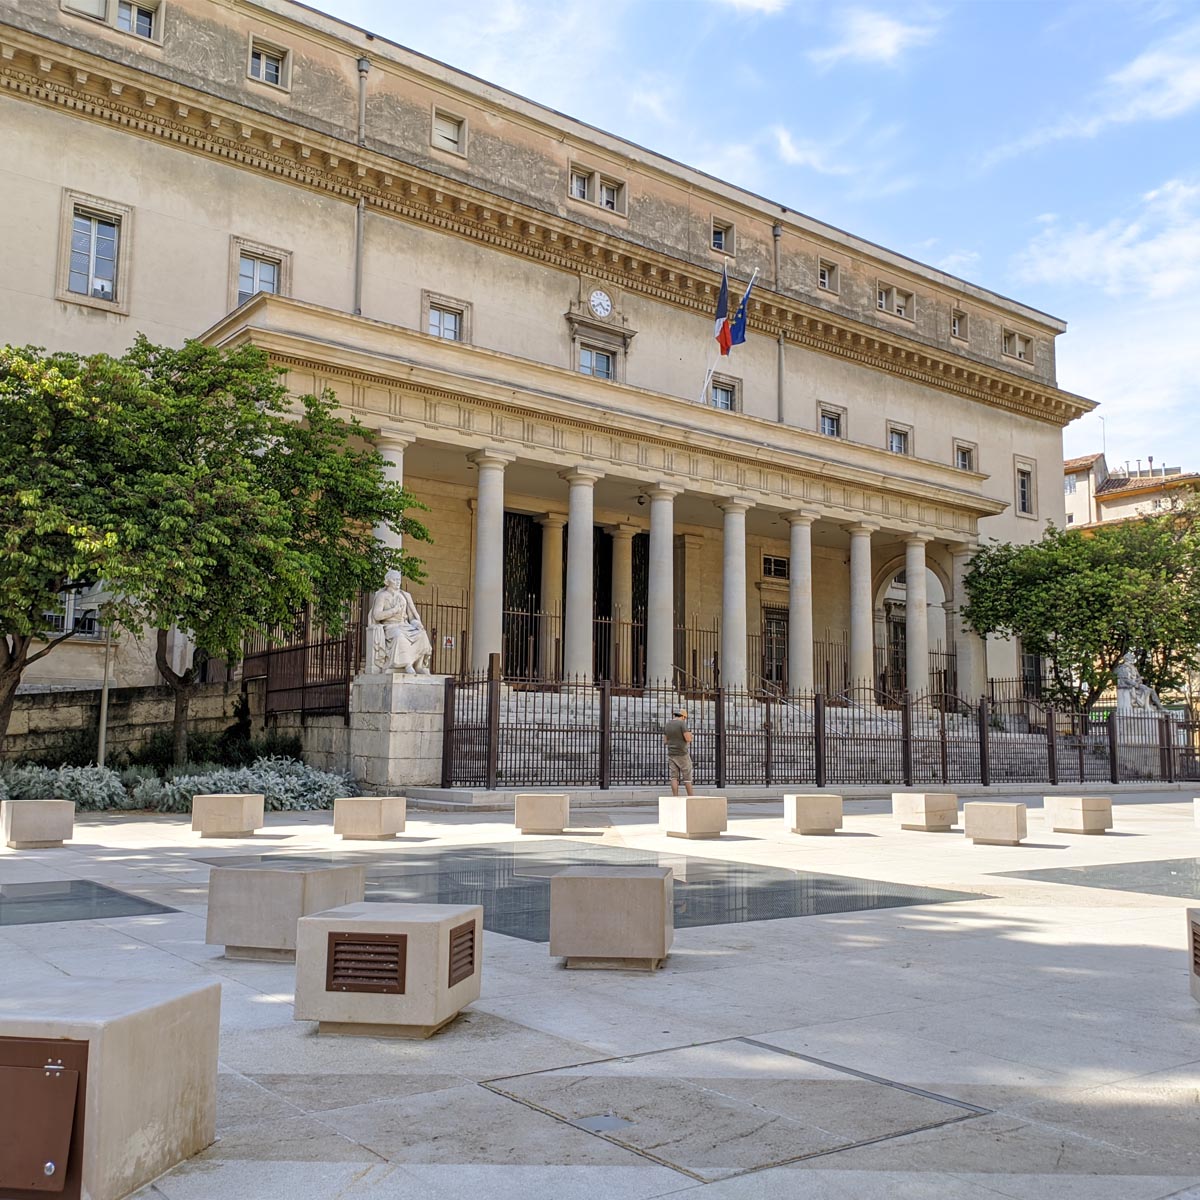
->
[349,673,446,790]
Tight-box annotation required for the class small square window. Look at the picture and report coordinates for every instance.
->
[1003,330,1033,362]
[249,40,287,88]
[569,168,592,201]
[1066,514,1075,524]
[820,409,842,438]
[877,284,913,320]
[421,290,472,345]
[956,444,975,472]
[116,0,156,37]
[431,110,465,155]
[888,427,910,455]
[228,237,291,312]
[951,310,968,340]
[763,555,790,580]
[237,253,279,306]
[579,346,615,380]
[428,304,462,341]
[711,220,734,254]
[63,0,108,18]
[599,178,624,212]
[711,381,737,411]
[818,260,838,292]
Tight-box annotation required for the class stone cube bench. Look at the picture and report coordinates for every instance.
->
[964,801,1028,846]
[549,866,673,971]
[0,976,219,1200]
[1188,908,1200,1005]
[334,795,406,840]
[784,793,843,835]
[515,793,570,834]
[2,798,74,849]
[893,792,958,832]
[658,795,727,839]
[206,862,367,960]
[1045,795,1113,835]
[294,901,482,1038]
[190,793,264,839]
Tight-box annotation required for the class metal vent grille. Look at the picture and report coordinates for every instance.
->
[326,932,406,994]
[448,920,477,987]
[1193,922,1200,977]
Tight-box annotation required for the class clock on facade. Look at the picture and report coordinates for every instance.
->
[588,289,613,318]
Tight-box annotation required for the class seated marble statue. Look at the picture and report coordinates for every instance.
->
[368,570,433,675]
[1115,651,1163,711]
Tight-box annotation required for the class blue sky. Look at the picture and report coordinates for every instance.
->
[335,0,1200,472]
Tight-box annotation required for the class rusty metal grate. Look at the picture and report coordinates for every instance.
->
[1193,922,1200,977]
[448,919,477,987]
[326,931,406,994]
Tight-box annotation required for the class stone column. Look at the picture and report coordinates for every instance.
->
[468,449,513,672]
[561,467,604,680]
[905,535,931,695]
[609,523,637,686]
[786,511,818,693]
[374,431,413,550]
[538,514,566,678]
[720,498,752,690]
[646,485,682,687]
[950,543,988,700]
[847,523,877,688]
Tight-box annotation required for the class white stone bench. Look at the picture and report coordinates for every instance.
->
[893,792,958,832]
[658,795,727,839]
[0,976,219,1200]
[333,795,406,840]
[964,801,1028,846]
[206,862,366,960]
[294,901,482,1038]
[1,798,74,849]
[190,793,264,839]
[549,865,673,971]
[1045,795,1113,835]
[1188,908,1200,1005]
[784,793,843,835]
[515,793,570,834]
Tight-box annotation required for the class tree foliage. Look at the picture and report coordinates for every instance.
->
[963,514,1200,712]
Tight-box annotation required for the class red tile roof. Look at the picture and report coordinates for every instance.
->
[1063,453,1102,473]
[1096,472,1200,496]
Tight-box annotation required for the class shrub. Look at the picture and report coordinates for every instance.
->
[0,763,135,811]
[134,756,353,812]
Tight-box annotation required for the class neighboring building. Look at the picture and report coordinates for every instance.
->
[1064,454,1200,527]
[1,0,1096,698]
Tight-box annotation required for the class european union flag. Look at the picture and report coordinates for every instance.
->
[729,272,757,347]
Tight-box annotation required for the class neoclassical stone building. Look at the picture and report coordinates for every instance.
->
[1,0,1094,696]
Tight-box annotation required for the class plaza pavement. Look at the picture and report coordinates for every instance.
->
[2,790,1199,1199]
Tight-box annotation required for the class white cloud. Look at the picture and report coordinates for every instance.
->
[771,126,856,175]
[985,19,1200,165]
[809,8,938,68]
[934,249,981,276]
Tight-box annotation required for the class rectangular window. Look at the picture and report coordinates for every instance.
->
[1066,514,1075,524]
[431,110,465,154]
[818,260,838,291]
[64,0,107,17]
[249,41,286,87]
[888,427,910,455]
[569,169,592,201]
[951,309,968,339]
[711,220,734,254]
[820,409,842,438]
[711,382,736,411]
[763,555,790,580]
[1003,330,1033,361]
[599,178,624,212]
[877,284,914,319]
[237,253,279,306]
[579,346,614,380]
[1064,474,1077,495]
[956,444,975,472]
[116,0,155,36]
[1017,467,1034,514]
[68,209,120,302]
[428,304,462,341]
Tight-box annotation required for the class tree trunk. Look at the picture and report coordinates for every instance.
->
[0,635,32,751]
[155,629,197,766]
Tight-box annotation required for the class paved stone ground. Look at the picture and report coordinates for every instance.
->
[2,791,1200,1199]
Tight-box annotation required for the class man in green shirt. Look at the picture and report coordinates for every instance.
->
[662,706,694,797]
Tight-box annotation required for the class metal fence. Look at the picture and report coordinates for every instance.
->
[442,660,1200,789]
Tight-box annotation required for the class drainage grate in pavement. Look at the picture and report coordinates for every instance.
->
[0,879,178,926]
[484,1036,988,1182]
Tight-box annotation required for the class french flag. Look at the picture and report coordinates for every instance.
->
[714,263,732,356]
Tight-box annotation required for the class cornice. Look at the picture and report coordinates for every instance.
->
[0,27,1095,429]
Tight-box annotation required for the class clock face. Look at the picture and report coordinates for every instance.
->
[588,289,613,318]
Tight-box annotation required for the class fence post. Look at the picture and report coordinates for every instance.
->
[814,692,827,788]
[598,679,612,790]
[1107,711,1120,785]
[977,696,991,786]
[485,652,501,792]
[764,696,773,789]
[715,687,727,789]
[1046,709,1058,786]
[938,705,949,784]
[440,675,456,788]
[1159,716,1175,783]
[901,693,914,788]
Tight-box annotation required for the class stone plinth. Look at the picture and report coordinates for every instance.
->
[334,795,406,840]
[0,976,219,1200]
[2,798,74,848]
[349,673,446,790]
[206,863,367,961]
[658,795,727,839]
[294,902,482,1038]
[1188,908,1200,1005]
[549,866,673,970]
[190,793,264,839]
[964,801,1028,846]
[515,793,570,834]
[893,792,958,832]
[1045,795,1113,835]
[784,793,843,835]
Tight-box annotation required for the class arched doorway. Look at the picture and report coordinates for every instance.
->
[877,566,949,693]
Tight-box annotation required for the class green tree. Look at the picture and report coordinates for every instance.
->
[103,336,429,763]
[0,347,127,743]
[963,515,1200,713]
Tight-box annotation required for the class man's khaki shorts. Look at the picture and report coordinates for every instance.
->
[668,753,694,784]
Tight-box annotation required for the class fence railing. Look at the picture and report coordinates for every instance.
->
[442,659,1200,789]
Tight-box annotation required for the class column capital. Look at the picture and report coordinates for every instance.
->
[718,495,754,515]
[785,509,821,527]
[539,512,567,529]
[374,427,415,452]
[559,466,605,485]
[845,521,878,536]
[904,532,934,547]
[645,483,684,501]
[469,448,516,470]
[609,522,640,539]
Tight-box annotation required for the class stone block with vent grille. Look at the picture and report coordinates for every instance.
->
[294,902,482,1038]
[784,794,843,835]
[1044,795,1112,835]
[515,793,570,834]
[893,792,958,832]
[333,795,406,840]
[1189,908,1200,1005]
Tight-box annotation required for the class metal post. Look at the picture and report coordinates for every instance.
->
[1159,716,1174,782]
[938,705,949,784]
[978,696,991,787]
[1107,711,1120,785]
[715,687,727,789]
[1046,709,1058,786]
[440,676,456,787]
[598,679,612,790]
[901,692,914,788]
[814,691,827,788]
[764,696,773,788]
[486,651,501,792]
